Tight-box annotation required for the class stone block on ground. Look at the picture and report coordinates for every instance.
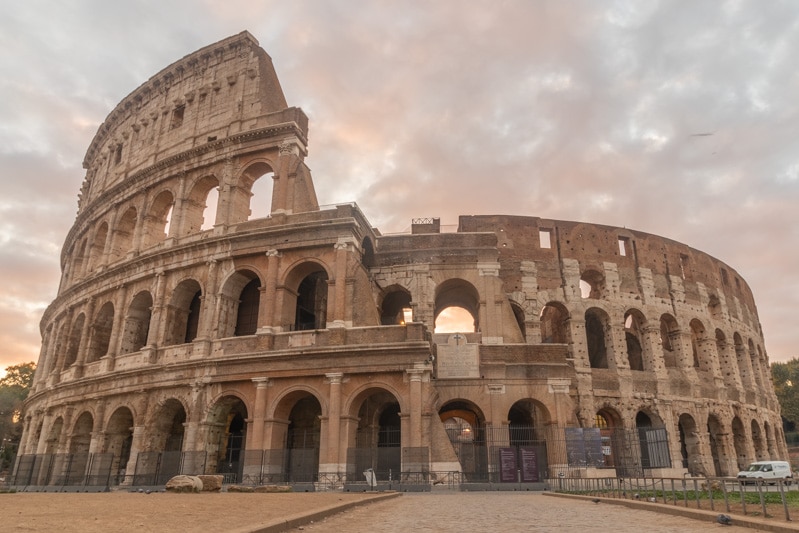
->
[165,475,203,493]
[197,475,223,492]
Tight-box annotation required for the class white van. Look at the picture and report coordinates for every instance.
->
[736,461,793,484]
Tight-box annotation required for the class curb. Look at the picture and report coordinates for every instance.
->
[545,492,799,532]
[236,491,402,533]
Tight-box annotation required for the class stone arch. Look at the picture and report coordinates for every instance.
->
[439,399,487,479]
[585,307,611,369]
[105,406,134,482]
[659,313,680,368]
[733,332,752,389]
[148,398,187,452]
[87,221,109,271]
[141,189,175,249]
[509,301,527,341]
[45,416,64,455]
[87,301,115,363]
[349,387,403,481]
[678,413,702,475]
[434,278,480,333]
[183,174,220,235]
[580,269,605,299]
[595,407,622,469]
[508,399,551,443]
[120,290,153,354]
[731,416,748,471]
[71,238,88,283]
[110,206,137,262]
[540,301,569,344]
[270,389,324,482]
[689,319,709,371]
[764,420,777,458]
[163,278,203,346]
[67,411,94,484]
[205,394,249,478]
[219,269,263,338]
[282,261,330,331]
[379,285,412,325]
[63,313,85,368]
[230,160,275,224]
[624,309,646,371]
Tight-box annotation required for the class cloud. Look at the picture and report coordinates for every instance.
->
[1,0,798,367]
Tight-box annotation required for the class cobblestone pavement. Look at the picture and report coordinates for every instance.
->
[296,491,751,533]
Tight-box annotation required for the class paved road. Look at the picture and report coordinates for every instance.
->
[296,491,750,532]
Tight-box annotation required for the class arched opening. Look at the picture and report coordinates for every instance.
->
[294,271,328,331]
[248,170,274,220]
[707,294,722,320]
[182,175,219,235]
[434,279,480,333]
[142,190,174,249]
[120,291,153,354]
[659,314,679,368]
[218,270,261,338]
[164,279,202,346]
[70,239,87,283]
[200,183,220,231]
[585,308,610,369]
[689,319,706,369]
[353,390,402,482]
[88,222,108,271]
[506,400,549,482]
[136,399,187,485]
[285,395,322,482]
[731,416,748,471]
[87,301,114,363]
[595,408,622,469]
[110,207,137,262]
[207,396,248,481]
[67,412,94,485]
[678,413,702,475]
[105,407,134,484]
[45,417,63,455]
[235,278,261,336]
[764,420,777,458]
[734,333,752,388]
[380,288,412,325]
[580,270,605,299]
[63,313,85,368]
[439,400,487,480]
[540,302,569,344]
[510,302,526,341]
[624,310,645,371]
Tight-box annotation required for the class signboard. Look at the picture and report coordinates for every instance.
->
[520,447,539,482]
[499,447,517,483]
[436,333,480,379]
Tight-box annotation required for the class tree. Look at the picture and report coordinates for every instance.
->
[0,362,36,472]
[772,359,799,440]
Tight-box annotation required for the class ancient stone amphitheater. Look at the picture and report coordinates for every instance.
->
[14,31,785,490]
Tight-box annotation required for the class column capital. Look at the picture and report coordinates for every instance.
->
[266,249,281,258]
[252,377,270,388]
[325,372,344,385]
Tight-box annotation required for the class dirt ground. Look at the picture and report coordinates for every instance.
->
[0,491,385,532]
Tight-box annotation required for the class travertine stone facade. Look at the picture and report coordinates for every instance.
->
[18,32,785,488]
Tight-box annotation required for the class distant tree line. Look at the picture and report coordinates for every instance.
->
[0,362,35,473]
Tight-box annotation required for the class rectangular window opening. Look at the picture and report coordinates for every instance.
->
[171,105,185,129]
[114,144,123,165]
[539,229,552,249]
[618,237,629,257]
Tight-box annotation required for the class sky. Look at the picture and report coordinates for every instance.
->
[1,0,798,373]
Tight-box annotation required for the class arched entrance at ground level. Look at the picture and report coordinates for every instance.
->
[105,407,134,483]
[350,390,402,482]
[506,400,551,482]
[678,414,703,475]
[595,408,622,469]
[439,400,487,480]
[267,393,323,483]
[133,399,187,485]
[66,412,94,484]
[751,420,766,461]
[206,396,248,480]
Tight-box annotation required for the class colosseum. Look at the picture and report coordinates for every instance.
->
[12,31,786,491]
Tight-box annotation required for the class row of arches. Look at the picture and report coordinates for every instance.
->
[65,162,275,287]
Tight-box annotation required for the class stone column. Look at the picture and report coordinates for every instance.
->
[123,425,146,485]
[195,259,218,342]
[477,262,501,342]
[322,373,343,472]
[248,378,270,450]
[329,241,351,328]
[258,249,281,332]
[147,271,167,347]
[407,368,424,449]
[74,297,96,376]
[107,284,129,371]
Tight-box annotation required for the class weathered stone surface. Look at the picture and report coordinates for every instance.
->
[165,475,203,493]
[197,475,223,492]
[253,485,292,493]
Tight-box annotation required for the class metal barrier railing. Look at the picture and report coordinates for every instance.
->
[550,475,795,522]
